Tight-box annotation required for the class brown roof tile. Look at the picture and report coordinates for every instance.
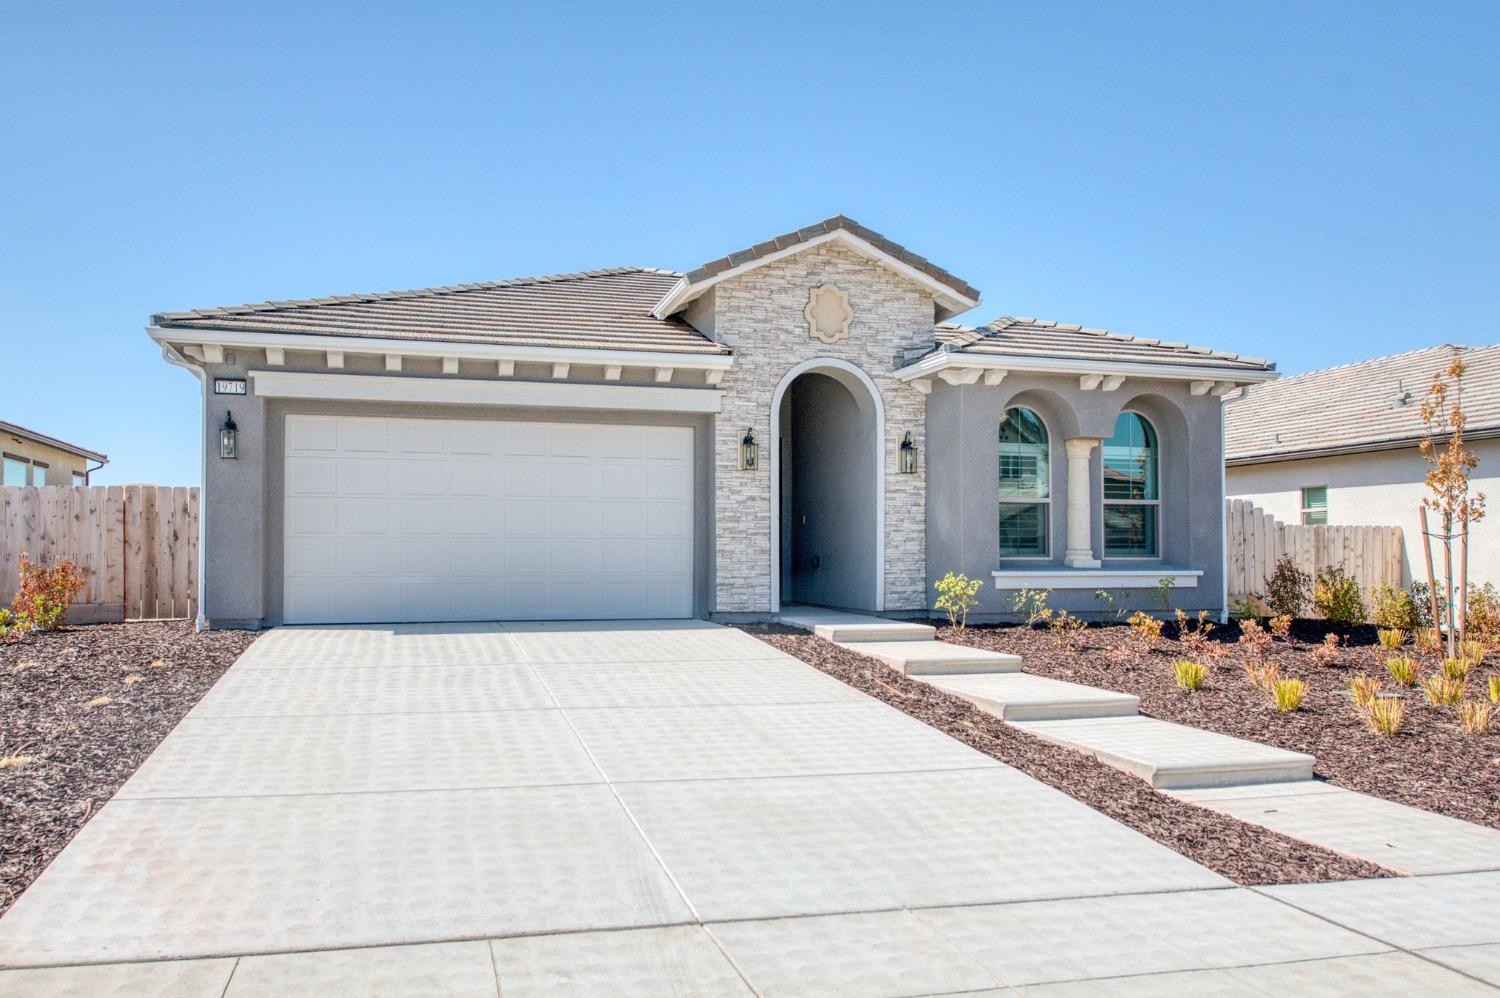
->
[931,316,1274,372]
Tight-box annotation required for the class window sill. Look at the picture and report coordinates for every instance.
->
[992,568,1203,590]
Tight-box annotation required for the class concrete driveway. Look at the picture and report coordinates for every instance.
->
[0,621,1493,995]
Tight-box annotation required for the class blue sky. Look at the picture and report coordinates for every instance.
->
[3,1,1496,485]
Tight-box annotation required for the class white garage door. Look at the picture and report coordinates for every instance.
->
[283,415,695,623]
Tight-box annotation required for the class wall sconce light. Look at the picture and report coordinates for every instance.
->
[899,430,918,474]
[739,427,758,470]
[219,411,238,459]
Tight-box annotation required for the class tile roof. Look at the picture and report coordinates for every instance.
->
[681,215,981,304]
[930,316,1274,372]
[0,420,107,463]
[153,268,731,356]
[1225,343,1500,463]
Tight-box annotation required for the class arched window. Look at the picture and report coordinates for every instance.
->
[998,407,1049,556]
[1102,411,1159,557]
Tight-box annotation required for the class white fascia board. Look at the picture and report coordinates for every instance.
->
[651,229,980,321]
[893,350,1279,387]
[992,569,1203,590]
[146,326,734,374]
[248,370,723,414]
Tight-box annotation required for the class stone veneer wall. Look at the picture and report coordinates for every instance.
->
[709,242,935,613]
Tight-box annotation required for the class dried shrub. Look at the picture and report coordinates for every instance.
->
[1313,565,1366,626]
[1376,628,1408,651]
[1385,655,1420,687]
[12,554,86,632]
[1173,659,1208,691]
[1414,627,1442,654]
[1268,615,1293,640]
[1348,674,1382,711]
[1125,610,1163,654]
[1457,700,1492,735]
[1174,609,1219,660]
[1263,557,1310,618]
[1369,585,1421,633]
[1366,697,1405,736]
[1311,633,1342,668]
[1421,674,1467,705]
[1048,610,1087,650]
[1238,618,1274,657]
[1272,677,1306,712]
[1243,659,1281,693]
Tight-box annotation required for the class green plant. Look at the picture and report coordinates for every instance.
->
[1414,625,1442,654]
[1459,640,1487,667]
[1229,594,1271,620]
[1411,582,1445,630]
[1421,674,1467,705]
[0,608,29,643]
[1369,585,1421,633]
[1312,565,1366,626]
[1442,656,1477,682]
[1173,659,1208,691]
[1366,697,1405,736]
[1465,583,1500,643]
[1093,589,1127,623]
[12,554,86,632]
[1419,354,1487,654]
[1376,628,1408,651]
[1489,675,1500,705]
[935,572,983,629]
[1386,655,1420,687]
[1147,577,1176,614]
[1271,677,1306,712]
[1457,700,1492,735]
[1349,674,1382,710]
[1011,587,1053,628]
[1263,557,1311,618]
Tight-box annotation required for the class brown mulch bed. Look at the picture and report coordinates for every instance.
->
[739,624,1392,887]
[0,621,259,915]
[939,620,1500,830]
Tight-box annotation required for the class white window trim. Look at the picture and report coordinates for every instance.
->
[1300,485,1329,525]
[1100,409,1161,560]
[994,568,1201,590]
[997,406,1051,559]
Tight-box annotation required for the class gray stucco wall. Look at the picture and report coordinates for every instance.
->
[191,349,717,627]
[925,372,1228,619]
[782,371,879,610]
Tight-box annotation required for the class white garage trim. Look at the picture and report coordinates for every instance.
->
[283,415,695,623]
[252,370,723,413]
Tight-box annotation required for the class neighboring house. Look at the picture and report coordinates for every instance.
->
[1,420,107,487]
[1225,343,1500,588]
[148,215,1276,628]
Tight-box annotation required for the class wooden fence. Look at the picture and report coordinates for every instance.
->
[1225,498,1403,604]
[0,486,198,622]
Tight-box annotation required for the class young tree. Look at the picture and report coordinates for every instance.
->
[1419,350,1487,654]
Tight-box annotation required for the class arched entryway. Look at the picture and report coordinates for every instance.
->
[770,358,885,612]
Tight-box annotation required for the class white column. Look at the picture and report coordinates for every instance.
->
[1064,437,1102,569]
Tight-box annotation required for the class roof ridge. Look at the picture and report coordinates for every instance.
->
[1242,342,1490,391]
[152,267,683,322]
[978,315,1268,367]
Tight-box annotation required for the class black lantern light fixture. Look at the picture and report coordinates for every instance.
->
[899,430,918,474]
[219,411,238,460]
[739,427,758,471]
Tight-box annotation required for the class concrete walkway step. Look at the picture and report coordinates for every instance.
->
[841,641,1022,676]
[1011,715,1316,790]
[777,606,935,644]
[1171,781,1500,876]
[920,672,1139,720]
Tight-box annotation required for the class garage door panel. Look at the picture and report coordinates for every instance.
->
[285,415,694,623]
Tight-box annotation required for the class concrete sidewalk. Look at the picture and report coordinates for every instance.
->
[0,621,1495,995]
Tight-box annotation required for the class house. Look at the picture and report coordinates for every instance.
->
[148,216,1276,627]
[1,420,107,487]
[1225,343,1500,588]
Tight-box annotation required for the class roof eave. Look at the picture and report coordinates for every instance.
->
[652,228,980,322]
[892,349,1279,385]
[1226,425,1500,467]
[0,421,108,464]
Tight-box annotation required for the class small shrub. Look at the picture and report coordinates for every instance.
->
[1348,674,1382,710]
[1385,655,1420,687]
[1263,557,1310,618]
[1457,700,1493,735]
[1466,583,1500,643]
[1126,610,1163,652]
[1243,659,1280,692]
[1366,697,1405,736]
[1414,627,1442,654]
[1175,608,1219,660]
[1443,656,1477,682]
[1411,581,1445,630]
[1311,633,1342,668]
[1376,628,1408,651]
[0,608,29,644]
[1458,640,1487,668]
[12,554,86,632]
[935,572,983,629]
[1049,609,1087,649]
[1148,577,1176,613]
[1421,674,1467,705]
[1229,594,1270,620]
[1173,659,1208,691]
[1012,587,1053,629]
[1271,677,1306,712]
[1238,618,1274,657]
[1268,614,1293,640]
[1093,589,1126,623]
[1369,585,1421,632]
[1489,675,1500,705]
[1313,565,1366,626]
